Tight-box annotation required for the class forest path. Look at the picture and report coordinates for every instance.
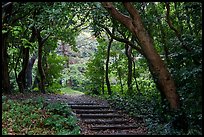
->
[6,92,147,135]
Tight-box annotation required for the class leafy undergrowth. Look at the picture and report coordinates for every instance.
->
[101,93,202,135]
[2,96,80,135]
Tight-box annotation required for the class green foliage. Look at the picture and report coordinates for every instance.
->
[2,96,7,103]
[45,52,68,92]
[67,64,87,91]
[3,2,202,135]
[84,38,107,94]
[2,97,80,135]
[103,92,202,135]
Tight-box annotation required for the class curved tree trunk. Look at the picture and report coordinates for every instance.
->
[105,37,113,95]
[102,2,180,110]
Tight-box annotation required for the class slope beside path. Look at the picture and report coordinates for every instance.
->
[5,92,147,135]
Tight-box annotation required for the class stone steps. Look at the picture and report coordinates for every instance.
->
[74,109,115,114]
[79,114,123,119]
[83,119,129,124]
[70,104,109,109]
[90,125,139,130]
[69,102,143,134]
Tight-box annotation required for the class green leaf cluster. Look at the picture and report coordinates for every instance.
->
[2,97,80,135]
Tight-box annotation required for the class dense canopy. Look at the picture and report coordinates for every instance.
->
[2,2,202,135]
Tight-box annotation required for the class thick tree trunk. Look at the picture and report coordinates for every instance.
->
[125,44,133,95]
[26,54,37,88]
[17,47,30,93]
[102,2,180,110]
[17,26,35,93]
[2,33,11,94]
[2,3,13,94]
[105,37,113,95]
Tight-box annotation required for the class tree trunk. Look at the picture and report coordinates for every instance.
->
[125,44,133,95]
[102,2,180,110]
[26,54,37,88]
[32,75,40,90]
[2,3,13,94]
[36,29,51,94]
[37,42,46,94]
[132,54,141,95]
[36,29,50,94]
[2,33,11,94]
[17,26,35,93]
[17,47,30,93]
[105,37,113,95]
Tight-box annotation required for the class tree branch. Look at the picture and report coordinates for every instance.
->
[2,2,12,9]
[101,2,134,32]
[165,2,191,52]
[11,13,29,25]
[42,33,51,45]
[165,3,181,39]
[122,2,141,21]
[99,24,144,55]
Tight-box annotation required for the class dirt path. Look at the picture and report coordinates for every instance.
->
[5,92,147,135]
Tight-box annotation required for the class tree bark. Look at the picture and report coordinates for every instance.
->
[17,26,35,93]
[36,29,50,94]
[38,42,46,94]
[26,54,37,88]
[125,44,133,95]
[105,36,113,95]
[17,47,30,93]
[101,2,180,110]
[101,25,144,55]
[2,3,13,94]
[2,33,11,94]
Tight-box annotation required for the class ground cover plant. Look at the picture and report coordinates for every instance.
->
[2,96,80,135]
